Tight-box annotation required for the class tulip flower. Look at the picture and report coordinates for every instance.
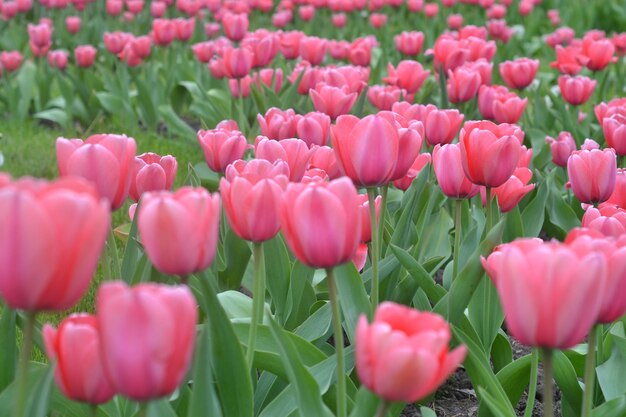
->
[424,109,464,146]
[433,144,480,199]
[582,35,615,71]
[499,58,539,90]
[355,302,466,407]
[43,314,116,404]
[582,206,626,237]
[56,134,137,210]
[255,137,316,182]
[384,60,430,94]
[129,153,177,202]
[299,36,327,65]
[28,23,52,56]
[310,83,358,120]
[65,16,81,34]
[493,94,528,124]
[551,45,589,75]
[394,31,425,56]
[74,45,97,68]
[559,75,597,106]
[48,50,69,70]
[601,168,626,209]
[197,127,248,173]
[308,145,341,179]
[482,167,535,213]
[296,112,331,147]
[256,107,300,140]
[447,67,481,103]
[567,149,616,204]
[138,187,220,276]
[0,51,23,72]
[222,12,249,41]
[97,282,197,401]
[367,85,405,111]
[546,132,577,167]
[392,153,432,191]
[152,19,176,46]
[222,47,254,79]
[603,112,626,156]
[478,85,509,120]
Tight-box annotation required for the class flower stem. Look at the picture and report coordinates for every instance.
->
[452,199,463,283]
[485,187,493,232]
[246,242,266,369]
[367,187,380,308]
[523,349,539,417]
[582,325,598,417]
[542,349,555,417]
[378,184,389,253]
[375,400,390,417]
[136,403,148,417]
[90,405,99,417]
[327,268,346,417]
[107,227,121,280]
[438,65,448,109]
[14,312,36,417]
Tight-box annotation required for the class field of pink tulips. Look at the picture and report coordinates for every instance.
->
[2,0,626,416]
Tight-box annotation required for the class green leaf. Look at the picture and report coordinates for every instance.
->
[491,331,513,374]
[264,235,292,325]
[333,262,372,342]
[218,227,252,290]
[591,394,626,417]
[199,277,254,417]
[0,307,16,391]
[521,179,548,237]
[267,318,333,417]
[120,201,142,284]
[597,335,626,401]
[187,323,223,417]
[496,354,532,407]
[389,244,446,303]
[135,76,159,129]
[146,399,178,417]
[16,61,36,121]
[158,105,196,139]
[553,350,583,414]
[217,290,270,323]
[33,109,68,127]
[24,364,54,417]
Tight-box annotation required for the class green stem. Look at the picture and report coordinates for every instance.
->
[90,405,99,417]
[618,155,624,169]
[14,312,36,417]
[246,243,266,369]
[107,227,121,280]
[438,65,448,109]
[136,403,148,417]
[378,184,389,253]
[486,187,493,232]
[452,199,463,282]
[327,268,346,417]
[523,349,539,417]
[238,78,248,135]
[367,187,380,308]
[375,400,390,417]
[543,349,555,417]
[582,325,598,417]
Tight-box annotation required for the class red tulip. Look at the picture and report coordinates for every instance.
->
[567,149,616,204]
[546,132,577,167]
[129,153,177,202]
[355,302,466,403]
[279,177,361,269]
[559,75,596,106]
[56,134,136,210]
[482,238,606,349]
[0,177,109,311]
[138,187,220,275]
[220,159,289,242]
[74,45,97,68]
[43,314,115,404]
[255,137,316,182]
[499,58,539,90]
[459,120,522,187]
[97,282,197,401]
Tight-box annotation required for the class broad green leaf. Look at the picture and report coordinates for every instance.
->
[158,105,196,139]
[264,235,292,325]
[0,307,16,391]
[597,335,626,401]
[218,227,252,290]
[120,201,142,284]
[591,394,626,417]
[187,323,223,417]
[553,350,583,414]
[24,364,54,417]
[217,290,271,323]
[294,302,332,343]
[496,354,532,407]
[521,180,548,237]
[389,244,446,303]
[491,331,513,374]
[468,277,504,354]
[333,262,372,342]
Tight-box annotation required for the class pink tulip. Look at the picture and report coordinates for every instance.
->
[369,12,387,29]
[559,75,596,106]
[43,314,115,404]
[279,31,305,60]
[433,36,468,73]
[296,112,331,147]
[173,18,195,42]
[222,12,248,41]
[482,238,606,348]
[197,127,248,173]
[220,159,289,242]
[601,168,626,209]
[28,23,52,57]
[357,193,381,243]
[447,14,463,30]
[138,187,220,275]
[106,0,123,15]
[308,146,341,179]
[299,36,327,65]
[310,83,358,120]
[299,5,315,21]
[392,153,432,191]
[65,16,81,34]
[482,167,534,212]
[222,47,253,79]
[447,67,481,103]
[355,302,466,403]
[433,143,480,198]
[384,60,430,94]
[129,153,177,202]
[488,19,514,43]
[499,58,539,90]
[0,177,109,311]
[255,137,316,182]
[545,132,576,167]
[0,51,23,72]
[48,50,68,70]
[493,94,527,124]
[257,107,300,140]
[567,149,616,204]
[279,177,361,268]
[582,35,615,71]
[74,45,97,68]
[151,1,166,17]
[103,32,129,55]
[478,85,508,120]
[424,109,464,146]
[459,121,522,187]
[551,46,589,75]
[603,112,626,156]
[394,31,425,56]
[582,206,626,237]
[392,102,437,123]
[367,85,405,111]
[97,282,197,400]
[56,134,136,210]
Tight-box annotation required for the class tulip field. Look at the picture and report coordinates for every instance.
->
[3,0,626,416]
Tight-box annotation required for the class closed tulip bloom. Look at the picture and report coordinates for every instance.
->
[331,114,399,186]
[355,302,466,403]
[222,12,248,41]
[499,58,539,90]
[97,282,197,401]
[220,159,288,242]
[43,314,115,404]
[0,51,23,72]
[433,36,468,73]
[28,23,52,56]
[222,47,253,79]
[56,134,136,210]
[482,167,534,212]
[424,109,464,146]
[106,0,123,15]
[348,38,374,67]
[392,153,432,191]
[297,112,331,147]
[257,107,300,140]
[151,1,166,17]
[74,45,97,68]
[459,121,522,187]
[152,19,176,46]
[255,137,316,182]
[493,94,528,124]
[384,61,430,94]
[603,113,626,156]
[48,50,68,70]
[567,149,616,204]
[394,31,425,56]
[478,85,509,120]
[0,177,109,311]
[129,153,177,202]
[367,85,405,111]
[582,35,615,71]
[139,187,220,275]
[601,168,626,209]
[447,67,481,104]
[433,144,479,198]
[390,120,425,181]
[546,132,576,167]
[392,102,437,123]
[369,13,387,29]
[65,16,81,34]
[103,32,129,55]
[308,146,341,179]
[299,36,327,65]
[482,239,606,349]
[279,177,361,268]
[279,30,305,60]
[551,45,589,75]
[559,75,596,106]
[582,206,626,237]
[197,128,248,173]
[310,83,358,120]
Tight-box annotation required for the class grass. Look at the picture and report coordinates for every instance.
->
[0,117,209,362]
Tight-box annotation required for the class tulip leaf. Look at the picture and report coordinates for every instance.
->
[390,168,430,248]
[389,244,446,304]
[199,278,254,417]
[491,331,513,374]
[267,317,334,417]
[0,306,16,392]
[16,61,36,121]
[591,394,626,417]
[521,179,548,237]
[24,364,54,417]
[218,227,252,290]
[293,302,332,344]
[553,350,583,414]
[146,399,178,417]
[120,201,142,284]
[597,335,626,401]
[495,354,532,407]
[333,262,372,342]
[187,323,223,417]
[158,105,196,139]
[284,262,316,330]
[264,235,292,325]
